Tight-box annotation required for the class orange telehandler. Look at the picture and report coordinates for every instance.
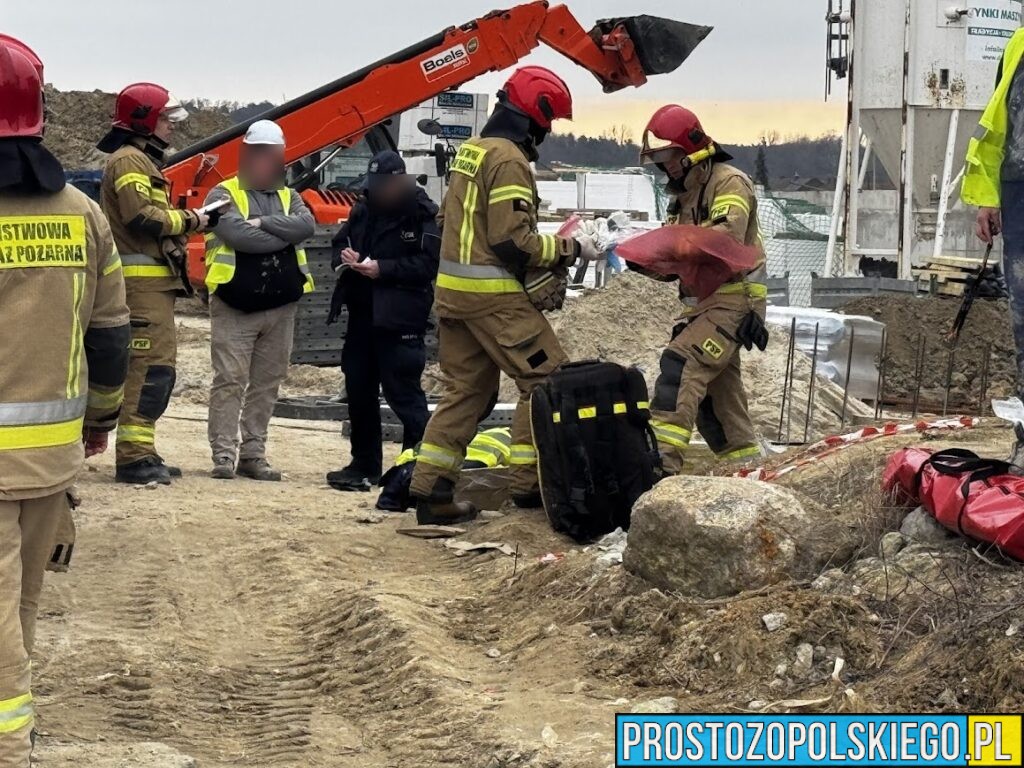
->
[162,1,710,365]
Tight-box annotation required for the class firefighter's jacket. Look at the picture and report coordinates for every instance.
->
[667,162,767,314]
[0,185,131,500]
[100,142,203,293]
[433,136,578,319]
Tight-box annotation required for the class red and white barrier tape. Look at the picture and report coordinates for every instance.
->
[737,417,979,482]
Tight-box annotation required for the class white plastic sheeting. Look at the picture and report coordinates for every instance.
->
[766,306,884,400]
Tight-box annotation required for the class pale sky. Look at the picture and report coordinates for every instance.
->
[6,0,844,144]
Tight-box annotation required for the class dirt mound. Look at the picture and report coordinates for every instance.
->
[44,87,235,170]
[841,295,1015,408]
[552,272,680,377]
[464,424,1024,715]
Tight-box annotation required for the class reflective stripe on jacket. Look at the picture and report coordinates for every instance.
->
[464,427,511,468]
[100,143,194,292]
[203,176,314,294]
[963,29,1024,208]
[0,185,130,499]
[433,135,576,318]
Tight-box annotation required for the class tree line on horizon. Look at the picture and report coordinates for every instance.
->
[193,99,854,186]
[539,130,853,186]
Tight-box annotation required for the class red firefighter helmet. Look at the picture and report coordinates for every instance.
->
[112,82,188,136]
[640,104,729,167]
[0,34,42,76]
[0,36,45,138]
[502,66,573,129]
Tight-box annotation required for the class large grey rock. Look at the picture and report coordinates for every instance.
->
[899,506,952,545]
[623,476,849,598]
[879,531,906,559]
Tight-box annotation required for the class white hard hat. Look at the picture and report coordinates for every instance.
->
[162,92,189,124]
[243,119,285,147]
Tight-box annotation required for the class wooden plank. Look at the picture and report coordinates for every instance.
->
[927,255,985,269]
[914,269,970,284]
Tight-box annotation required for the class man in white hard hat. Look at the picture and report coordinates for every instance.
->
[202,119,315,480]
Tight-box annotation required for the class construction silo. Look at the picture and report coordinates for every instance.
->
[824,0,1021,278]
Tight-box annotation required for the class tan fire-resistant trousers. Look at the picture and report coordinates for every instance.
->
[0,492,67,768]
[410,301,566,499]
[649,301,766,473]
[208,296,297,463]
[116,286,177,466]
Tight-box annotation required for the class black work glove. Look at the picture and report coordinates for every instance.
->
[736,310,769,352]
[207,208,223,228]
[524,267,568,312]
[327,277,346,325]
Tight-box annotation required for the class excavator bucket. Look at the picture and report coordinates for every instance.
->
[593,15,712,77]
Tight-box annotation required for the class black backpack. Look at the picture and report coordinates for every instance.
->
[530,361,661,542]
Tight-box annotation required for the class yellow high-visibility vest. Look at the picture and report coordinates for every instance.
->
[963,29,1024,208]
[203,176,314,294]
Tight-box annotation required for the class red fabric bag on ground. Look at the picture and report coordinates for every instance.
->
[882,447,1024,559]
[617,225,760,301]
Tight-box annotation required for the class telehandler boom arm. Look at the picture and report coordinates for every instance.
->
[163,1,710,211]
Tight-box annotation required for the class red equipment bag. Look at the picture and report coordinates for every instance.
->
[617,225,760,301]
[883,447,1024,559]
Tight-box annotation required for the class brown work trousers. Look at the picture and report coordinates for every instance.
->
[650,301,766,473]
[0,492,67,768]
[410,300,566,499]
[116,286,177,466]
[208,296,297,463]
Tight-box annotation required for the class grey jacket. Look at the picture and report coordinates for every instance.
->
[205,181,315,254]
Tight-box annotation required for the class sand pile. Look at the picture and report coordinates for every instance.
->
[841,295,1015,407]
[497,272,873,441]
[44,87,235,170]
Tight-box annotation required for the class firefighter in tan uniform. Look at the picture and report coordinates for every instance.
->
[409,67,601,524]
[98,83,210,485]
[0,38,130,767]
[639,105,769,474]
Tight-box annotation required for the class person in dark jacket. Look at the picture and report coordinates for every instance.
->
[326,151,440,494]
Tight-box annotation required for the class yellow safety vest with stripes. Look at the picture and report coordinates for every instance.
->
[962,28,1024,208]
[203,177,314,295]
[0,185,129,500]
[433,135,575,318]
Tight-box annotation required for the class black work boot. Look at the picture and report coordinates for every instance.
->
[155,454,182,478]
[414,477,478,524]
[210,456,235,480]
[511,492,544,509]
[326,465,381,491]
[376,463,414,512]
[116,457,172,485]
[416,499,479,525]
[237,457,282,482]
